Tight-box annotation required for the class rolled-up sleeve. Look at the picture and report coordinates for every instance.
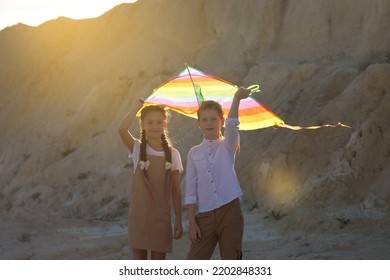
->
[224,118,240,153]
[184,150,197,205]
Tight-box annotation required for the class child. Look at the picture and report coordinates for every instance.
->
[118,99,183,260]
[185,87,251,260]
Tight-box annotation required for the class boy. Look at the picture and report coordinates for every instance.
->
[185,87,250,259]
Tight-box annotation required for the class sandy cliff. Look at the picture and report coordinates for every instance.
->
[0,0,389,259]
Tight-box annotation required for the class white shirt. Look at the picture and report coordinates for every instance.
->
[185,118,243,212]
[129,139,183,173]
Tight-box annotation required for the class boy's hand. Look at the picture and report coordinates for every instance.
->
[189,222,202,243]
[228,87,251,118]
[234,86,251,100]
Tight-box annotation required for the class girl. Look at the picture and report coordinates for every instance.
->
[185,87,250,259]
[118,99,183,260]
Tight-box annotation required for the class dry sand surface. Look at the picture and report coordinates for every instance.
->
[1,208,389,260]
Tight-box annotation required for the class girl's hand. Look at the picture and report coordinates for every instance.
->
[173,221,183,240]
[188,222,202,243]
[134,98,144,111]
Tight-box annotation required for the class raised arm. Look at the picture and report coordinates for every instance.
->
[228,87,251,119]
[118,99,144,152]
[224,87,251,151]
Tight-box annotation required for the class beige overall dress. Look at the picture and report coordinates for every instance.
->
[128,155,172,253]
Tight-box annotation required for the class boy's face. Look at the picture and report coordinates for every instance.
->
[198,109,224,140]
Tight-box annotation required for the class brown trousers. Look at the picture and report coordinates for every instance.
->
[187,198,244,260]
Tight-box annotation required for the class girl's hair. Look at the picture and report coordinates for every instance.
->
[139,105,172,166]
[197,100,224,120]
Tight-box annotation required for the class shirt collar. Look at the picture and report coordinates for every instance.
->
[202,137,223,145]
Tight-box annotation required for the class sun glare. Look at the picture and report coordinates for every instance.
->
[0,0,137,30]
[254,155,301,208]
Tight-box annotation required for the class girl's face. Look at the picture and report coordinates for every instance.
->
[198,109,224,140]
[141,111,167,140]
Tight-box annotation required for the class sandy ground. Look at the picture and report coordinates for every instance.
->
[1,209,390,260]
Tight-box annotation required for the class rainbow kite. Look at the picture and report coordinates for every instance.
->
[141,65,350,131]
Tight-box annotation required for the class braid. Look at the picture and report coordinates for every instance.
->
[161,133,172,163]
[138,105,173,201]
[140,129,147,162]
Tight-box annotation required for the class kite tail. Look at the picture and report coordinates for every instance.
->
[276,122,352,130]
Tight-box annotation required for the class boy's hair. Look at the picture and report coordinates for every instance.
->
[197,100,224,120]
[139,105,172,166]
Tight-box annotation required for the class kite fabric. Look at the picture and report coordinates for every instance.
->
[140,65,350,131]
